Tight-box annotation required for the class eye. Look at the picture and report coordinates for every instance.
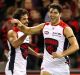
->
[22,18,27,20]
[54,12,58,14]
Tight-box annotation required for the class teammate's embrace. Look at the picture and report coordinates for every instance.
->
[10,3,79,75]
[5,8,42,75]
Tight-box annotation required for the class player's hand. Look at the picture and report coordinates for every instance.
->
[9,19,22,27]
[8,19,18,26]
[37,53,43,58]
[51,52,63,58]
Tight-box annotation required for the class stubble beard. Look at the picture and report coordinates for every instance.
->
[51,17,59,25]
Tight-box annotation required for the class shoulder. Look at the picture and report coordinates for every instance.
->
[64,26,73,33]
[59,20,74,36]
[64,26,74,37]
[8,29,17,36]
[40,23,45,26]
[44,22,50,26]
[59,20,69,28]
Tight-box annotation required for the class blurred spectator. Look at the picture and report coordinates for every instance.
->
[76,0,80,17]
[32,0,43,8]
[5,0,15,7]
[61,4,80,68]
[22,0,36,22]
[27,9,44,70]
[76,55,80,68]
[74,0,80,57]
[0,0,6,22]
[61,4,79,35]
[15,0,23,7]
[53,0,60,3]
[1,6,17,60]
[40,0,52,19]
[23,0,34,11]
[29,9,44,52]
[60,0,78,17]
[0,0,5,8]
[0,0,6,61]
[0,23,4,61]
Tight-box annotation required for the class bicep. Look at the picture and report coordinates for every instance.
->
[8,30,18,46]
[64,27,77,45]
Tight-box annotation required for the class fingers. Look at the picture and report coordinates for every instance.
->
[51,52,57,58]
[51,52,63,58]
[8,19,19,26]
[37,53,43,58]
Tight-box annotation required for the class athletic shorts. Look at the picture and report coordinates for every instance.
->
[41,62,70,75]
[5,62,27,75]
[5,69,26,75]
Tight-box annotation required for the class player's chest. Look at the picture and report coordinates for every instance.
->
[17,32,30,43]
[43,25,63,38]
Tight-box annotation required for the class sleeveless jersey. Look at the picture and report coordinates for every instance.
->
[7,29,30,73]
[41,20,69,68]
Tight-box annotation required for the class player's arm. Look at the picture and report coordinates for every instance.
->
[52,27,79,58]
[28,46,43,58]
[18,23,44,35]
[62,27,79,57]
[10,19,44,35]
[8,30,27,48]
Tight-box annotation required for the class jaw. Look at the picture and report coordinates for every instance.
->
[51,18,60,25]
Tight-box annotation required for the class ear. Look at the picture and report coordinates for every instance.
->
[60,13,62,17]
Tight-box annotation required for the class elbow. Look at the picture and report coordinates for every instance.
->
[74,43,79,51]
[12,44,18,48]
[12,43,19,48]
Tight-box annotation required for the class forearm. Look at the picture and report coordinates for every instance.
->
[28,47,38,57]
[12,35,27,48]
[17,23,44,35]
[17,24,31,34]
[62,44,79,57]
[29,23,44,34]
[10,19,44,34]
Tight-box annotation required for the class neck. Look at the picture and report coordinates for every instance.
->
[51,18,60,26]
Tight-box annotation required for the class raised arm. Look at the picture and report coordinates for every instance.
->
[8,30,27,48]
[10,19,44,35]
[19,23,44,35]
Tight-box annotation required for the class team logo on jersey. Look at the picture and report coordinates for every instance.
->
[52,27,54,30]
[52,32,61,37]
[44,31,49,34]
[44,38,58,54]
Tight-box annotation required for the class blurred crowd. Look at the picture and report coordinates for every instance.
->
[0,0,80,70]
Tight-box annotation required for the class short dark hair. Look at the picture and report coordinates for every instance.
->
[13,8,29,20]
[49,3,62,13]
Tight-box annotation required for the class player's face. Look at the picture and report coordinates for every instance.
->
[49,8,61,23]
[20,14,29,26]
